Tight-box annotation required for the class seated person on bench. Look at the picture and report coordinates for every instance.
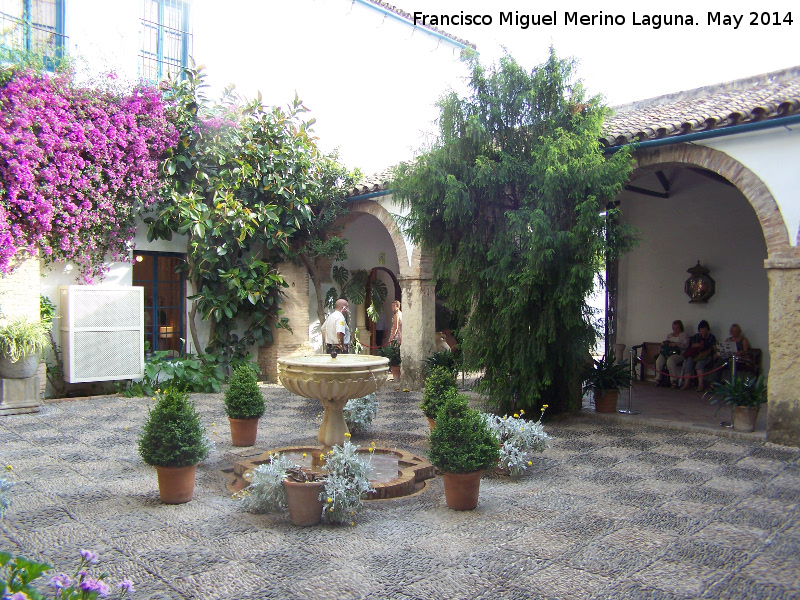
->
[709,323,754,382]
[654,319,690,388]
[681,320,717,391]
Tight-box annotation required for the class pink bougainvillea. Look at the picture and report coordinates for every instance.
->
[0,70,177,281]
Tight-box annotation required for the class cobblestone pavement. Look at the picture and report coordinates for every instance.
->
[1,384,799,600]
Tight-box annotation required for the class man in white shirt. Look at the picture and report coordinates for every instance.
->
[322,298,351,353]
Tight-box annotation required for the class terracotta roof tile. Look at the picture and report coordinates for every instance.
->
[603,66,800,146]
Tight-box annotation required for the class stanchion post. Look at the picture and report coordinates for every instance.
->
[619,347,641,415]
[720,358,734,428]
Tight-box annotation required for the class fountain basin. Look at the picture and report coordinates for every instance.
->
[277,354,390,402]
[227,445,435,500]
[278,354,389,446]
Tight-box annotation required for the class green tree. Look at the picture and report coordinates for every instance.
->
[146,66,318,366]
[393,50,634,414]
[284,150,362,326]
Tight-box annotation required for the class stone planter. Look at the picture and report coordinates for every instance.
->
[283,479,325,526]
[229,417,259,447]
[0,353,40,379]
[594,389,619,413]
[733,405,760,432]
[155,464,198,504]
[441,470,483,510]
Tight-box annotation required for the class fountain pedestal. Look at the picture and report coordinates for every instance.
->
[277,354,390,447]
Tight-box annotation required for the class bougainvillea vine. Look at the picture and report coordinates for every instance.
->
[0,70,177,281]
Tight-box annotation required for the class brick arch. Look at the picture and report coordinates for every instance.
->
[634,144,794,259]
[345,199,432,279]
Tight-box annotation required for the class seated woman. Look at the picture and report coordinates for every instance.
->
[708,323,752,383]
[681,320,717,391]
[654,319,690,388]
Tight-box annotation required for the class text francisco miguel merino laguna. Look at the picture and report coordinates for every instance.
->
[412,11,793,30]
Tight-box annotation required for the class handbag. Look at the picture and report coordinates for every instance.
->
[660,344,680,358]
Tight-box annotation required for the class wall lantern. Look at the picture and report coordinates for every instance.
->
[684,261,715,303]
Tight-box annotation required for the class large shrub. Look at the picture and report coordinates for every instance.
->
[223,365,265,420]
[428,392,499,473]
[0,69,176,280]
[138,387,210,468]
[420,366,457,419]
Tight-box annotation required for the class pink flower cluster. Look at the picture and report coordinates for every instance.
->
[0,70,178,281]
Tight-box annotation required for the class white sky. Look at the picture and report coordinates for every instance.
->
[193,0,800,174]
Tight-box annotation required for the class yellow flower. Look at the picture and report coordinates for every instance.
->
[513,413,519,418]
[125,426,129,430]
[371,441,376,446]
[5,465,11,471]
[330,507,334,512]
[302,453,307,458]
[542,404,549,409]
[344,432,351,438]
[327,498,333,503]
[369,447,374,453]
[151,397,156,401]
[520,409,525,415]
[527,461,532,466]
[350,522,355,526]
[350,511,354,515]
[329,450,334,455]
[212,422,216,427]
[319,453,324,460]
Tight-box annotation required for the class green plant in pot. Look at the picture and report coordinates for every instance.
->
[0,317,50,379]
[709,375,767,432]
[420,365,457,428]
[428,390,500,510]
[223,365,265,446]
[379,340,401,380]
[138,386,211,503]
[582,353,631,413]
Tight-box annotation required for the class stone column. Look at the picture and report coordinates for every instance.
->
[765,261,800,446]
[259,262,311,382]
[398,276,436,390]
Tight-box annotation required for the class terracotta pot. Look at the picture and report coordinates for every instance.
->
[229,417,259,447]
[390,366,401,381]
[0,353,40,379]
[155,464,197,504]
[283,479,325,526]
[594,389,619,413]
[733,405,759,432]
[426,417,436,430]
[441,470,483,510]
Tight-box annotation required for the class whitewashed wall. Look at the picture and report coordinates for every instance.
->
[617,169,770,372]
[700,127,800,246]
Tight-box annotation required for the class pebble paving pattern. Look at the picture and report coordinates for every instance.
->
[1,383,799,599]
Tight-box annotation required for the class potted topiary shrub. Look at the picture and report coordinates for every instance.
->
[0,317,50,379]
[428,390,500,510]
[138,386,211,503]
[709,375,767,432]
[379,341,401,381]
[582,353,631,413]
[420,365,457,429]
[223,365,265,446]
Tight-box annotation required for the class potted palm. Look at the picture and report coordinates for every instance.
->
[582,354,631,413]
[420,365,457,429]
[138,386,211,503]
[428,391,499,510]
[0,317,50,379]
[709,375,767,432]
[379,341,401,381]
[223,365,265,446]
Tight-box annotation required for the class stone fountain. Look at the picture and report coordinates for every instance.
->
[225,351,435,499]
[277,353,390,447]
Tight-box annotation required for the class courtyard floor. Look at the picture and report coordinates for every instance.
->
[1,382,799,599]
